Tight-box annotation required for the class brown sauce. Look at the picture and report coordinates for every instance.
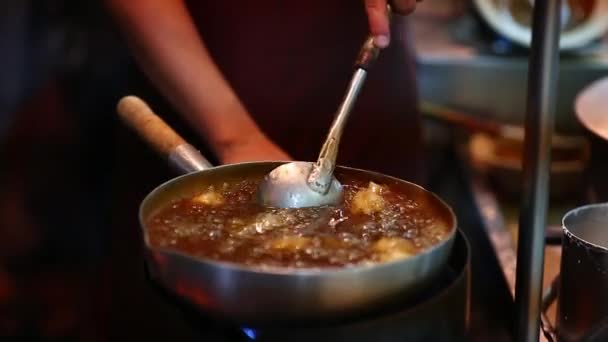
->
[147,174,452,270]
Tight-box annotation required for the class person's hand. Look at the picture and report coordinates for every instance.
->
[218,130,292,165]
[364,0,419,48]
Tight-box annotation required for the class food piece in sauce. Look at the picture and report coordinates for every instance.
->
[269,236,311,251]
[372,237,415,262]
[192,187,224,206]
[351,181,386,215]
[251,212,289,234]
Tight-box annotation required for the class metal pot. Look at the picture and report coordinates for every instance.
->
[117,95,458,327]
[542,203,608,341]
[468,132,589,201]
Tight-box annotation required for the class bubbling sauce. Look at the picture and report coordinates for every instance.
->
[147,174,453,270]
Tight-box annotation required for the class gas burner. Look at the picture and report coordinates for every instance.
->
[240,327,258,340]
[147,231,470,342]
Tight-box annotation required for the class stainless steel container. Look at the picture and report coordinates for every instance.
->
[543,203,608,341]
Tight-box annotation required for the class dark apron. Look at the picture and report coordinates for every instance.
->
[184,0,424,182]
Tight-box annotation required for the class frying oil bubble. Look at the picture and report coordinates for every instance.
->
[147,177,450,268]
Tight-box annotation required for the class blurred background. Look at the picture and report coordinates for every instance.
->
[0,0,607,340]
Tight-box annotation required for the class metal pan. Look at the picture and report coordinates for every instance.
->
[541,203,608,342]
[117,95,457,327]
[421,101,590,200]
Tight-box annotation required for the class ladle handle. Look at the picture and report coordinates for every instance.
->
[117,95,213,173]
[354,34,383,70]
[307,8,390,194]
[307,69,368,193]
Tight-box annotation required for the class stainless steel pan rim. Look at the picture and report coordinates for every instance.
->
[562,202,608,253]
[138,161,458,276]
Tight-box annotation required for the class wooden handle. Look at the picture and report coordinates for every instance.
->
[117,95,186,157]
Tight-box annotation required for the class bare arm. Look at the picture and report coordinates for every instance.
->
[105,0,290,163]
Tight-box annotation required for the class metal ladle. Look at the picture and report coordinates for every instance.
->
[258,29,386,208]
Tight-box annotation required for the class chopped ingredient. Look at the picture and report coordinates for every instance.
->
[351,182,386,215]
[372,237,415,262]
[269,236,311,250]
[192,188,224,206]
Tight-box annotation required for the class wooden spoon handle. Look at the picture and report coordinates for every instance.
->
[117,95,213,173]
[117,95,186,157]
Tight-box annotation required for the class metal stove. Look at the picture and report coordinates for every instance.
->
[144,148,517,341]
[149,230,469,342]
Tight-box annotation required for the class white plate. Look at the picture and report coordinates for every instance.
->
[473,0,608,50]
[575,76,608,140]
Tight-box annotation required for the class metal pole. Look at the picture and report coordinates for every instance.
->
[514,0,561,341]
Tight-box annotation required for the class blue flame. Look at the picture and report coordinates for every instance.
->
[241,327,258,340]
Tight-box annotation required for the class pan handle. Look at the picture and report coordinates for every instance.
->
[117,95,214,174]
